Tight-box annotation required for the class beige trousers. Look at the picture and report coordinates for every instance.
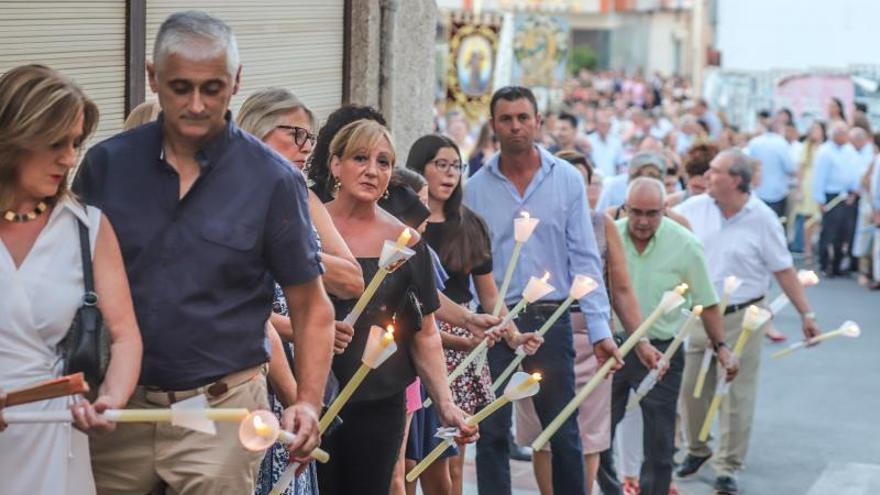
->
[90,371,269,495]
[680,305,765,477]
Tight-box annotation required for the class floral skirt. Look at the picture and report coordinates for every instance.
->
[439,320,495,415]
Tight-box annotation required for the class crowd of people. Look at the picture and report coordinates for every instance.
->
[0,9,873,495]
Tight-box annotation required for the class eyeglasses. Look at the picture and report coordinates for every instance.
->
[428,159,463,173]
[276,125,316,148]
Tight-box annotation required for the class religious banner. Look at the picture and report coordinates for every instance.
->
[445,11,502,121]
[511,14,569,89]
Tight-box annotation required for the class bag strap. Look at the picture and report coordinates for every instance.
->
[76,217,98,304]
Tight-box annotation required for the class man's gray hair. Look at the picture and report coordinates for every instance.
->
[626,176,666,205]
[153,11,240,77]
[719,148,753,193]
[238,87,314,140]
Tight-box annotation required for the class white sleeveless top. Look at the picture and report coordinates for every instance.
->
[0,197,101,494]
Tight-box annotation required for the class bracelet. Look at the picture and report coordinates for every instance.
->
[712,341,728,352]
[801,311,817,320]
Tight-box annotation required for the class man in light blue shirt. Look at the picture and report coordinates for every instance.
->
[588,112,625,177]
[812,122,860,276]
[746,123,796,216]
[465,86,620,495]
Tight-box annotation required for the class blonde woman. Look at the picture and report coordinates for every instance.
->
[0,64,141,494]
[238,88,364,495]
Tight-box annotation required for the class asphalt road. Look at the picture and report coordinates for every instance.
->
[454,273,880,495]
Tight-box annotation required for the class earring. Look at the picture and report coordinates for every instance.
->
[382,187,391,200]
[332,176,341,194]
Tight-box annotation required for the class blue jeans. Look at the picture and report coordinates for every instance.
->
[476,305,586,495]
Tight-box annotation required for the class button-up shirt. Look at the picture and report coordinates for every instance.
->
[73,115,322,390]
[746,132,797,203]
[596,173,628,212]
[617,218,718,340]
[464,146,612,343]
[587,132,625,177]
[674,194,792,305]
[812,141,860,203]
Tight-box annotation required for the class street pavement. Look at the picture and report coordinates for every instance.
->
[450,271,880,495]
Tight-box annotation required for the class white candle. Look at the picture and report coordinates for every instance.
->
[513,211,540,242]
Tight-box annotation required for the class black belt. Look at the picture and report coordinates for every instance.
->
[520,300,580,311]
[724,296,764,315]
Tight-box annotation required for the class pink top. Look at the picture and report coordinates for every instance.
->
[405,378,422,413]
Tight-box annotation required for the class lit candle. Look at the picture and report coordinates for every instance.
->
[407,372,542,482]
[532,284,688,450]
[395,227,412,249]
[628,305,704,410]
[698,305,772,441]
[696,277,740,398]
[343,235,416,326]
[319,325,397,433]
[768,270,820,315]
[239,410,329,462]
[428,272,556,408]
[493,211,540,316]
[772,321,860,359]
[491,275,598,392]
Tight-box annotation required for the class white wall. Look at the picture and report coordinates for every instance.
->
[717,0,880,71]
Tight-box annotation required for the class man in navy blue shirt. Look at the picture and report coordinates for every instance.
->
[74,11,334,493]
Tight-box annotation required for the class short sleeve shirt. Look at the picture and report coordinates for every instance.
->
[73,115,322,390]
[617,217,719,340]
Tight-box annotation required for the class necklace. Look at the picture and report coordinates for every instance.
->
[2,200,49,223]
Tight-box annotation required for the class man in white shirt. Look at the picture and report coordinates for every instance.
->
[674,149,821,495]
[588,112,625,177]
[848,127,875,273]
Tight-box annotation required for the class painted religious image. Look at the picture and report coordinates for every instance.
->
[511,15,569,88]
[446,15,500,121]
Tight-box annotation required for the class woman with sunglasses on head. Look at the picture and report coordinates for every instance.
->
[238,88,364,495]
[405,134,542,495]
[320,120,477,495]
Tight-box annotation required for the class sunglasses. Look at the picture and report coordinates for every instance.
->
[276,125,316,148]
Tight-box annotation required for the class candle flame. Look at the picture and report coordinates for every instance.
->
[540,271,550,283]
[675,283,689,295]
[253,414,270,435]
[842,323,861,338]
[386,324,395,335]
[692,305,704,316]
[531,373,543,382]
[520,211,530,220]
[397,228,412,246]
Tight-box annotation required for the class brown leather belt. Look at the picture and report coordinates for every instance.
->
[143,364,267,406]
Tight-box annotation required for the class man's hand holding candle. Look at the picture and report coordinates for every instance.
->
[283,402,321,458]
[714,343,739,382]
[593,338,624,372]
[333,321,355,355]
[508,332,544,355]
[635,341,666,376]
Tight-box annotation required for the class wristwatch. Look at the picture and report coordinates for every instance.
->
[801,311,817,321]
[712,341,728,353]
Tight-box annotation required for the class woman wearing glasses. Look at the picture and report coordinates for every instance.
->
[405,134,541,495]
[238,88,364,495]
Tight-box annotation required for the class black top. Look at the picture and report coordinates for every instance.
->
[331,240,440,402]
[73,114,322,390]
[422,220,493,305]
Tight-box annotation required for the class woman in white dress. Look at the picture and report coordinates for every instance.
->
[0,64,142,494]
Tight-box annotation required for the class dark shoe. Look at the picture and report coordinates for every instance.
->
[675,453,712,478]
[509,443,532,462]
[714,475,738,494]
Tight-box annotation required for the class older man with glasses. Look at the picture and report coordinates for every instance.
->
[596,177,736,495]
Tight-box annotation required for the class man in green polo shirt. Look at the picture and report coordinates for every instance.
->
[597,177,738,495]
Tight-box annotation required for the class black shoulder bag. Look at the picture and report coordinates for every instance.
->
[57,218,111,398]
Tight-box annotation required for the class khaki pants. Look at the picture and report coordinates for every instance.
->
[90,370,269,495]
[680,305,764,478]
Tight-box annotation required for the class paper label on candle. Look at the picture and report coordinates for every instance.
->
[659,290,686,314]
[569,274,599,299]
[503,371,541,400]
[171,394,216,435]
[522,276,555,303]
[435,426,460,446]
[362,326,398,369]
[514,215,540,242]
[379,241,416,271]
[635,369,660,396]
